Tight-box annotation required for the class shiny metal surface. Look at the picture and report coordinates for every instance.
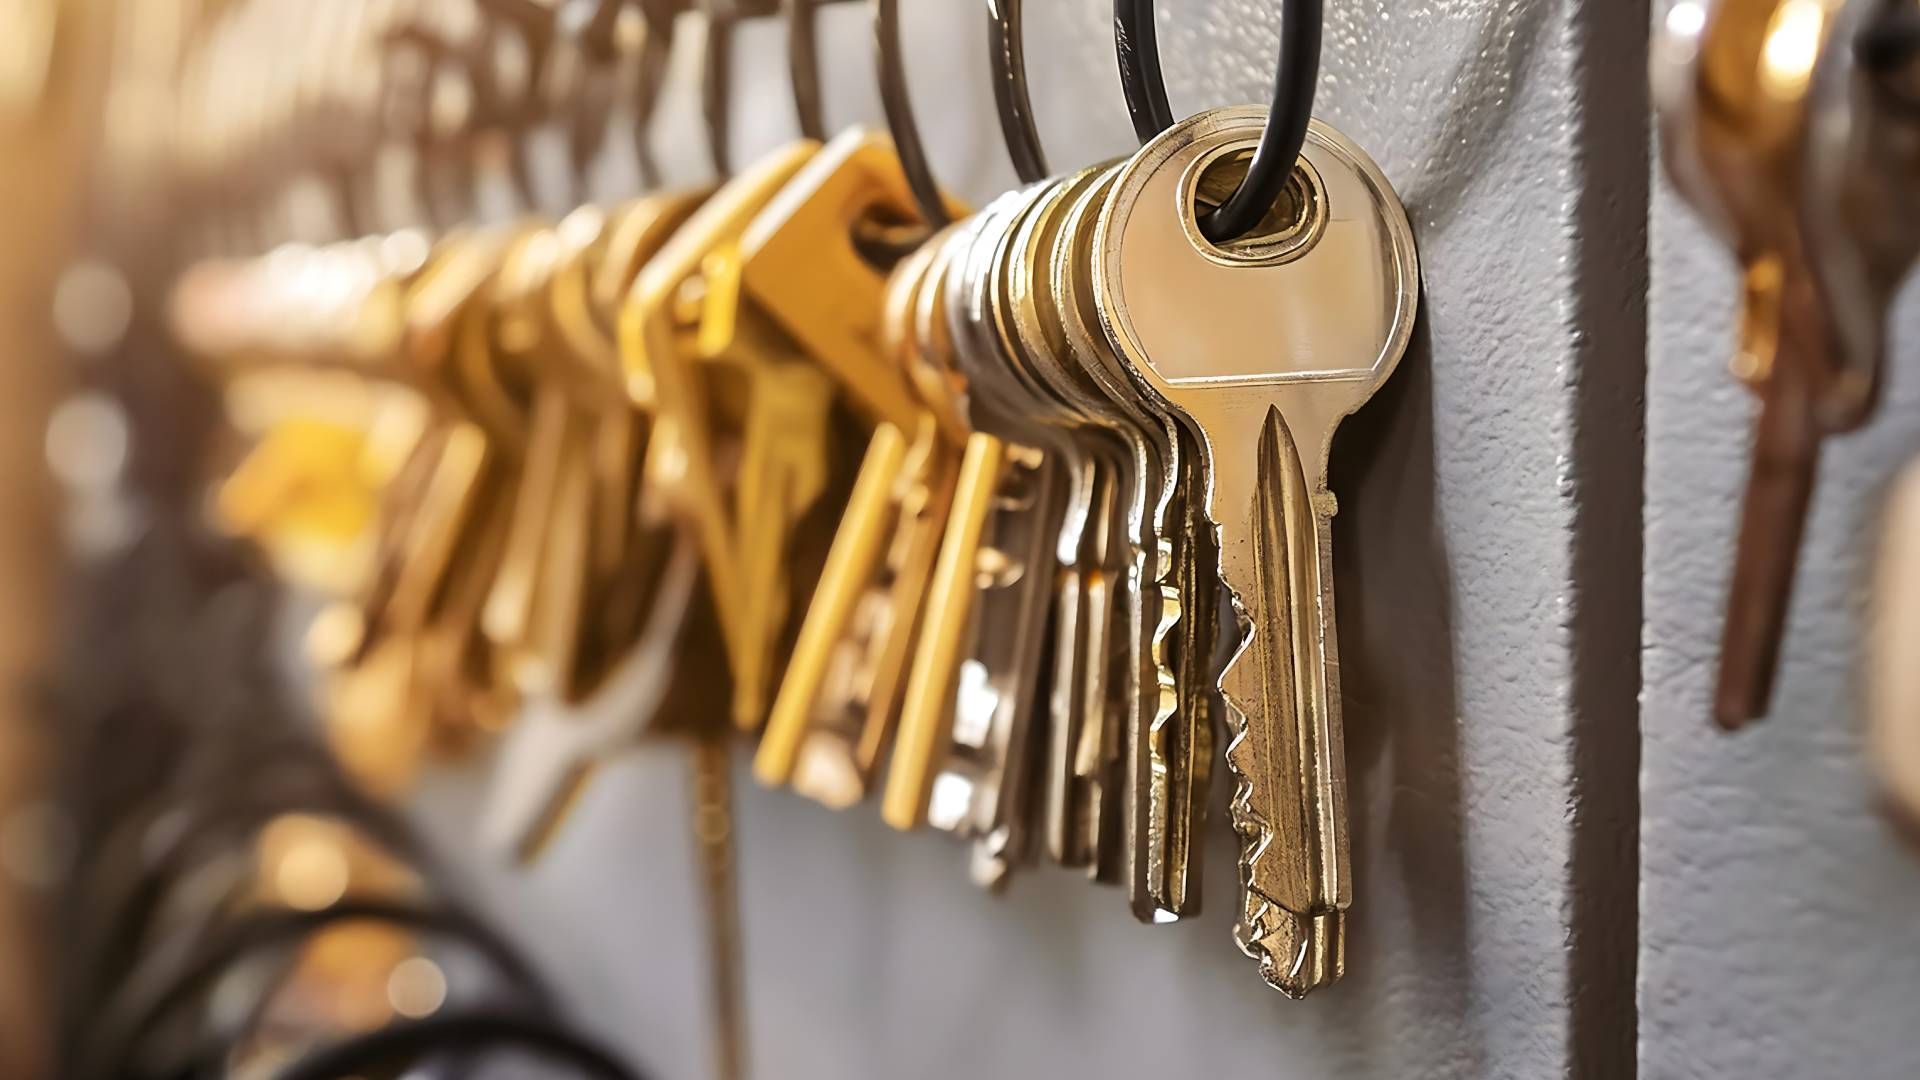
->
[1095,107,1418,996]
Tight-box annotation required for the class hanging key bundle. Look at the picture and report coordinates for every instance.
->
[1655,0,1920,730]
[168,0,1417,1003]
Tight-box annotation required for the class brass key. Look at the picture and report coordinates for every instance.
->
[1093,107,1419,994]
[621,139,824,728]
[1054,164,1205,912]
[994,166,1169,888]
[755,231,962,805]
[882,201,1064,877]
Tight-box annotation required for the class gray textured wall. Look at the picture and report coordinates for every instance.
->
[416,1,1650,1077]
[1641,6,1920,1080]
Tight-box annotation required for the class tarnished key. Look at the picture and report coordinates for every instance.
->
[1656,0,1830,729]
[1094,107,1419,994]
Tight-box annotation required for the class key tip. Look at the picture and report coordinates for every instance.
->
[1711,682,1768,732]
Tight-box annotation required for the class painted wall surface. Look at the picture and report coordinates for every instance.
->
[1641,6,1920,1077]
[416,1,1646,1077]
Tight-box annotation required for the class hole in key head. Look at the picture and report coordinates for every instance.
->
[1185,145,1326,266]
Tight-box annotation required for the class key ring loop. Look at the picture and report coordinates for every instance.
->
[272,1011,645,1080]
[700,0,737,175]
[787,0,830,138]
[988,0,1048,182]
[873,0,951,227]
[1115,0,1323,242]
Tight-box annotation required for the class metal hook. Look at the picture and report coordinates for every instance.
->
[987,0,1047,182]
[1114,0,1322,242]
[872,0,950,226]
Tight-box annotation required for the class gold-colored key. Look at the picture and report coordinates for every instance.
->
[621,139,827,729]
[741,134,964,803]
[773,237,969,804]
[1052,164,1207,912]
[1093,107,1418,995]
[880,197,1066,889]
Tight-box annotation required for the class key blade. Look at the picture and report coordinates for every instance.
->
[1216,404,1350,996]
[883,432,1007,830]
[1716,320,1823,728]
[480,537,701,862]
[757,423,908,788]
[1716,247,1829,728]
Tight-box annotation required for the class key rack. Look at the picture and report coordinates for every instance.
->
[17,1,1920,1079]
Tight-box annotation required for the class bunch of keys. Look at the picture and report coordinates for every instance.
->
[747,108,1414,996]
[182,108,1419,999]
[1655,0,1920,728]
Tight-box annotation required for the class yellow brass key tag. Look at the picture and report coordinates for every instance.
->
[735,129,936,429]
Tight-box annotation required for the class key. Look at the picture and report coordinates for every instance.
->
[886,193,1066,886]
[1655,0,1863,727]
[755,234,965,805]
[1093,107,1419,995]
[955,183,1089,884]
[1052,164,1206,911]
[987,168,1146,879]
[621,139,826,729]
[755,420,914,801]
[480,227,613,701]
[739,134,967,792]
[695,246,844,730]
[567,194,707,692]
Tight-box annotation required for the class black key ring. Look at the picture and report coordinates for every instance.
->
[77,899,559,1080]
[874,0,952,227]
[271,1011,644,1080]
[1115,0,1324,243]
[988,0,1049,183]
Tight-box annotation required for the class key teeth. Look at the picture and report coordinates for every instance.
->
[1144,536,1182,896]
[1237,896,1345,999]
[1216,576,1277,927]
[1212,403,1350,995]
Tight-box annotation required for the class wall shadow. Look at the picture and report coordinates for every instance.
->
[1330,312,1486,1073]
